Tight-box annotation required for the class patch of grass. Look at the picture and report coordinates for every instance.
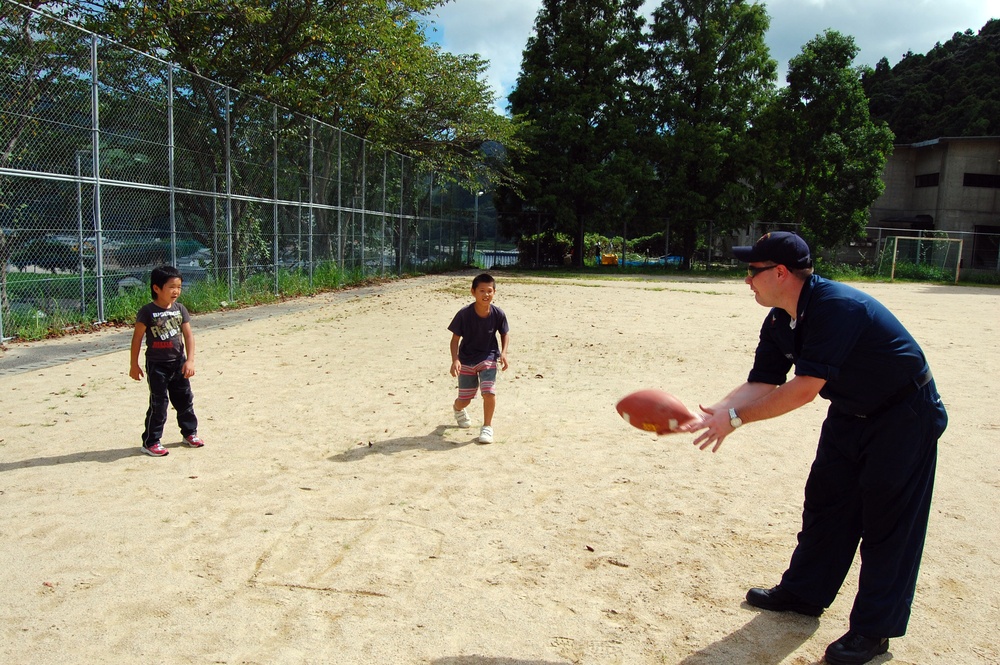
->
[434,281,475,298]
[5,258,996,343]
[2,261,440,342]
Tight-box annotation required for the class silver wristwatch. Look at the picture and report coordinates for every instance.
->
[729,407,743,429]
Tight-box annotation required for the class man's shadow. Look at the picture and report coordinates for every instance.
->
[677,611,822,664]
[329,424,481,462]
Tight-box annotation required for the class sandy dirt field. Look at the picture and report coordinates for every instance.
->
[0,272,997,664]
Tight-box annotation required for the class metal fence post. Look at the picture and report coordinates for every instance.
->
[168,65,176,267]
[90,33,105,323]
[224,86,233,300]
[337,129,343,267]
[308,118,315,285]
[396,155,406,275]
[272,103,279,295]
[381,153,387,275]
[361,141,367,273]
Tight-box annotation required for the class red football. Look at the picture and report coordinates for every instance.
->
[616,389,697,434]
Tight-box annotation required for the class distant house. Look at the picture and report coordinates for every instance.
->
[869,136,1000,271]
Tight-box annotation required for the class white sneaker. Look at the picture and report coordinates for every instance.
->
[454,408,472,428]
[478,425,494,444]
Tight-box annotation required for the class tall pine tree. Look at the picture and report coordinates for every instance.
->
[507,0,646,266]
[645,0,776,267]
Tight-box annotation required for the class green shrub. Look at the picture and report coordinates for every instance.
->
[516,230,573,266]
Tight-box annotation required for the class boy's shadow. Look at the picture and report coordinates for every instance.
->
[431,658,565,665]
[0,446,142,472]
[328,425,480,462]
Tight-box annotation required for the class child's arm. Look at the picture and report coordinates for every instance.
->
[449,333,462,377]
[181,321,196,378]
[129,323,146,381]
[498,332,510,371]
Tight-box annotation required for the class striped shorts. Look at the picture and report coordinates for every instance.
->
[457,359,498,399]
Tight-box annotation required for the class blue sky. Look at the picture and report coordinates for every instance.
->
[426,0,1000,114]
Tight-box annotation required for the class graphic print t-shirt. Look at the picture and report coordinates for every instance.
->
[136,301,190,363]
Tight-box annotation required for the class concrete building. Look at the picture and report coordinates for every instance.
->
[869,136,1000,272]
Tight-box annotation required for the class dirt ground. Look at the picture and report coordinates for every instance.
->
[1,272,997,664]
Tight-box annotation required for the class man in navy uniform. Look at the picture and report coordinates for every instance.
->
[681,232,947,665]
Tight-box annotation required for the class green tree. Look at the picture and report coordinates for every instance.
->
[89,0,517,192]
[645,0,776,267]
[759,30,894,251]
[83,0,517,272]
[506,0,647,267]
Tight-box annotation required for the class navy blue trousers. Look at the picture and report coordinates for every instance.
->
[141,359,198,447]
[779,382,947,637]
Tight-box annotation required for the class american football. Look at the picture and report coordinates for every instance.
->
[616,389,697,434]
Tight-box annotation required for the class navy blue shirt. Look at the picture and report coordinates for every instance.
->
[448,303,509,365]
[748,275,929,416]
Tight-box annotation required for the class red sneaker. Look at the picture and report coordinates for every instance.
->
[183,434,205,448]
[142,443,169,457]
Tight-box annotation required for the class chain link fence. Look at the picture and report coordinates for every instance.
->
[1,4,473,341]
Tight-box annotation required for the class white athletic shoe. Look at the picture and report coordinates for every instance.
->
[454,408,472,428]
[478,425,494,444]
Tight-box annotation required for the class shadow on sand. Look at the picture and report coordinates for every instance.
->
[431,658,567,665]
[676,610,826,664]
[0,443,181,472]
[328,424,484,462]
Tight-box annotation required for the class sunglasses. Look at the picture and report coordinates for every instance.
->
[747,264,779,278]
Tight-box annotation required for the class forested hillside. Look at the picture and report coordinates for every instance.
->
[863,19,1000,143]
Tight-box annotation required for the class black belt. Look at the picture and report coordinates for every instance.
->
[858,369,933,418]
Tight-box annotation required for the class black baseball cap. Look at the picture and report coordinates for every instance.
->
[733,231,812,269]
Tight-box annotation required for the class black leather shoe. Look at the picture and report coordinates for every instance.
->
[825,631,889,665]
[745,585,824,616]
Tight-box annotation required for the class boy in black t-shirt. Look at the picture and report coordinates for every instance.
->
[129,265,204,457]
[448,273,510,444]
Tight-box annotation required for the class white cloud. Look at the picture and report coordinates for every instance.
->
[427,0,543,110]
[765,0,1000,82]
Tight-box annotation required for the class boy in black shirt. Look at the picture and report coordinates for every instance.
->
[448,273,510,444]
[129,265,204,457]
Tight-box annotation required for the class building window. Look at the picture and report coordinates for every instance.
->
[963,173,1000,188]
[914,173,939,188]
[972,225,1000,269]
